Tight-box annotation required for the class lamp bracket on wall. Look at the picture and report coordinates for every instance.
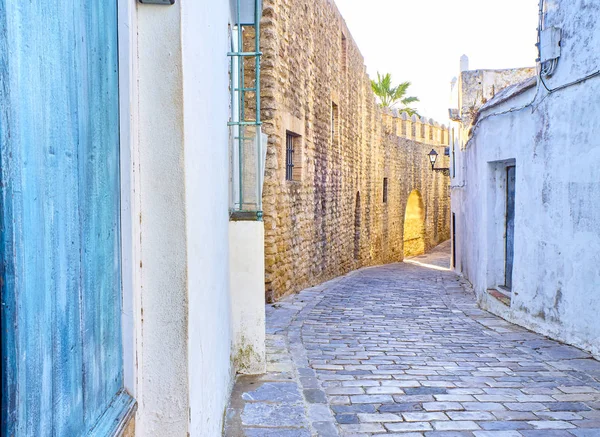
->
[427,149,450,177]
[432,168,450,176]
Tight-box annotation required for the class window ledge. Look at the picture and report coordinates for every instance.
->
[230,210,263,222]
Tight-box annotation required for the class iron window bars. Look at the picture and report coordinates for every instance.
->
[285,132,295,181]
[229,0,263,219]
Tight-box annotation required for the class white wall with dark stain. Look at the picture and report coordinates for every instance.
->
[230,221,267,376]
[135,3,190,435]
[130,1,245,435]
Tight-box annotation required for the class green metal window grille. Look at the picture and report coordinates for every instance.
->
[229,0,264,220]
[285,132,294,181]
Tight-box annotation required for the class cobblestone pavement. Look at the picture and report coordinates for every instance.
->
[225,242,600,437]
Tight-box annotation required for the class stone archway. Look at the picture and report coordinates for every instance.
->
[403,189,426,257]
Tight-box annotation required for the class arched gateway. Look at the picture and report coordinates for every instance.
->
[403,189,426,257]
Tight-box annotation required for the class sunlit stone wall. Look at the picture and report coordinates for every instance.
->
[258,0,451,301]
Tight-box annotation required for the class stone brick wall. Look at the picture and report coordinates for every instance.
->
[456,67,536,135]
[259,0,451,302]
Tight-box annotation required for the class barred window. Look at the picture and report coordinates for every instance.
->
[285,131,301,181]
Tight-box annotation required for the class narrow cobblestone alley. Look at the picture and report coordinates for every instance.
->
[225,243,600,437]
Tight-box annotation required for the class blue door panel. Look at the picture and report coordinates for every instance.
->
[4,2,84,434]
[0,2,17,429]
[505,166,516,289]
[78,1,123,427]
[0,1,124,435]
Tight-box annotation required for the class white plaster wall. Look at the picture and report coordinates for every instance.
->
[135,3,190,435]
[132,1,243,435]
[456,0,600,358]
[230,221,267,375]
[542,0,600,87]
[449,67,535,276]
[180,1,237,435]
[124,0,269,435]
[449,77,462,273]
[458,90,536,290]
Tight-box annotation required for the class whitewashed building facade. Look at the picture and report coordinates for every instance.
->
[450,0,600,358]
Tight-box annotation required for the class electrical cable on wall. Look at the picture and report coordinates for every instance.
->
[540,68,600,94]
[537,0,600,94]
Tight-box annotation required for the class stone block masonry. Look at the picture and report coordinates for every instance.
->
[258,0,451,302]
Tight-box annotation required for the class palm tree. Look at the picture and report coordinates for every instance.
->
[371,72,420,116]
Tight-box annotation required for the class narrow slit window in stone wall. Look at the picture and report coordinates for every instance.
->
[383,178,388,203]
[341,33,347,72]
[331,102,339,146]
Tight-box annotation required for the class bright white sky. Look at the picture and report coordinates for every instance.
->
[334,0,540,123]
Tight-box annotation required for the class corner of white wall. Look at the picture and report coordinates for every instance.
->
[135,2,191,435]
[179,0,238,434]
[229,220,267,375]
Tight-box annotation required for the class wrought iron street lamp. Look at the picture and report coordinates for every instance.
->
[427,149,450,176]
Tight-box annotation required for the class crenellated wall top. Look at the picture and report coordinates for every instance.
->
[381,109,450,146]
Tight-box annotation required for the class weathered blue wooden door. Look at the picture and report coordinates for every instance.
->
[505,166,516,289]
[1,1,134,435]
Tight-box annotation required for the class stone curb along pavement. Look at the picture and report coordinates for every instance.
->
[225,273,353,436]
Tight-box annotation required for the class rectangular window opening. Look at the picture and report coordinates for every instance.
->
[383,177,388,203]
[285,131,301,181]
[331,102,339,147]
[341,33,347,72]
